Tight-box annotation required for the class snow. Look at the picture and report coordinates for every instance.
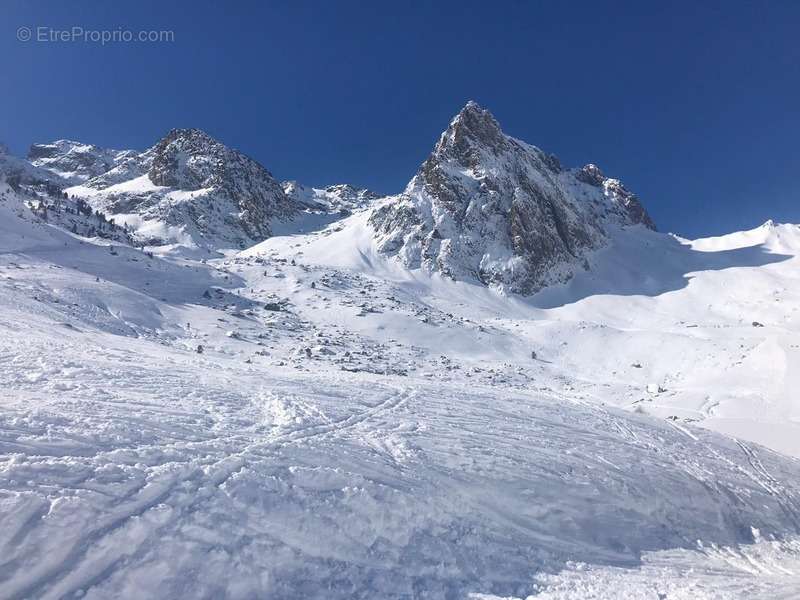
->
[253,212,800,466]
[476,536,800,599]
[3,177,800,597]
[61,129,297,249]
[28,140,137,185]
[66,174,164,199]
[243,210,800,460]
[369,102,655,295]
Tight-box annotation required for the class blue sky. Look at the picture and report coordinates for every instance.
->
[2,0,799,237]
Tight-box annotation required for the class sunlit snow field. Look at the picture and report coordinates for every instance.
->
[2,184,800,598]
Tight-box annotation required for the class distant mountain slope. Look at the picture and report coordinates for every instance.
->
[4,132,387,250]
[28,140,138,185]
[369,101,655,294]
[282,180,380,213]
[67,128,299,249]
[2,173,800,597]
[0,143,64,188]
[0,146,134,244]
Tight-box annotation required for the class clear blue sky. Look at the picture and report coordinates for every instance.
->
[2,0,798,237]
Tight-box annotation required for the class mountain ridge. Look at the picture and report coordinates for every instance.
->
[2,103,666,288]
[369,101,656,294]
[8,128,384,249]
[2,118,800,598]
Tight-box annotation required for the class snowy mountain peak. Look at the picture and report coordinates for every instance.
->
[28,139,137,185]
[324,183,376,198]
[28,139,86,159]
[282,180,381,213]
[576,163,606,186]
[148,127,263,189]
[437,100,506,157]
[131,128,297,245]
[369,102,657,294]
[58,128,298,248]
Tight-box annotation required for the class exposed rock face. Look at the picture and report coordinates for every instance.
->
[72,129,297,248]
[145,128,295,243]
[86,151,152,190]
[28,140,137,185]
[9,129,375,250]
[0,145,135,245]
[0,143,65,192]
[282,181,380,213]
[369,101,656,294]
[577,163,656,230]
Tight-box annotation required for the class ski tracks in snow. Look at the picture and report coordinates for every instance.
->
[202,384,417,490]
[3,327,800,598]
[0,360,418,600]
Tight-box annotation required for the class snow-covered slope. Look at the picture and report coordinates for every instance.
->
[4,131,303,251]
[0,148,134,244]
[63,129,299,250]
[2,187,800,597]
[0,143,64,189]
[369,101,654,294]
[246,210,800,458]
[4,114,800,598]
[28,140,137,185]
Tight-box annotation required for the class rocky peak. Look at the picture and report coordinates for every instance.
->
[27,140,81,161]
[134,127,295,244]
[149,128,238,189]
[148,126,294,227]
[63,128,297,248]
[28,140,136,185]
[323,184,380,205]
[324,183,369,197]
[432,101,507,163]
[576,163,605,187]
[369,102,657,294]
[283,180,381,213]
[603,178,656,230]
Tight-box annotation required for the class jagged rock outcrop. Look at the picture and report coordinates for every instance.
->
[28,140,137,185]
[369,101,656,294]
[0,145,134,244]
[0,143,65,198]
[576,164,655,230]
[8,129,375,250]
[282,181,380,213]
[73,129,298,248]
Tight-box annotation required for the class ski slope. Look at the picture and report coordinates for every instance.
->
[2,185,800,598]
[247,209,800,457]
